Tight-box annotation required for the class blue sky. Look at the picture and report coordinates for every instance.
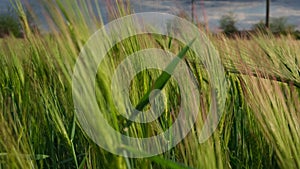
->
[1,0,299,31]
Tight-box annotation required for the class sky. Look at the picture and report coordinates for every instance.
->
[0,0,299,31]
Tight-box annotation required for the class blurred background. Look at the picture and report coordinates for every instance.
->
[0,0,299,33]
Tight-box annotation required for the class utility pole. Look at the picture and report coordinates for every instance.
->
[192,0,195,23]
[266,0,270,28]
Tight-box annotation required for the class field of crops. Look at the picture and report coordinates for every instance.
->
[0,1,299,169]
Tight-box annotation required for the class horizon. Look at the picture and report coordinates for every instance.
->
[0,0,299,31]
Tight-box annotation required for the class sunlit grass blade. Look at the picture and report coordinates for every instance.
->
[124,38,196,128]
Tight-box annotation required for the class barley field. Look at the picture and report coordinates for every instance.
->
[0,1,299,169]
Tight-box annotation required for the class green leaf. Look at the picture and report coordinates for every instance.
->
[124,38,196,128]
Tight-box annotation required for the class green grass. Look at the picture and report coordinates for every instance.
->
[0,0,299,168]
